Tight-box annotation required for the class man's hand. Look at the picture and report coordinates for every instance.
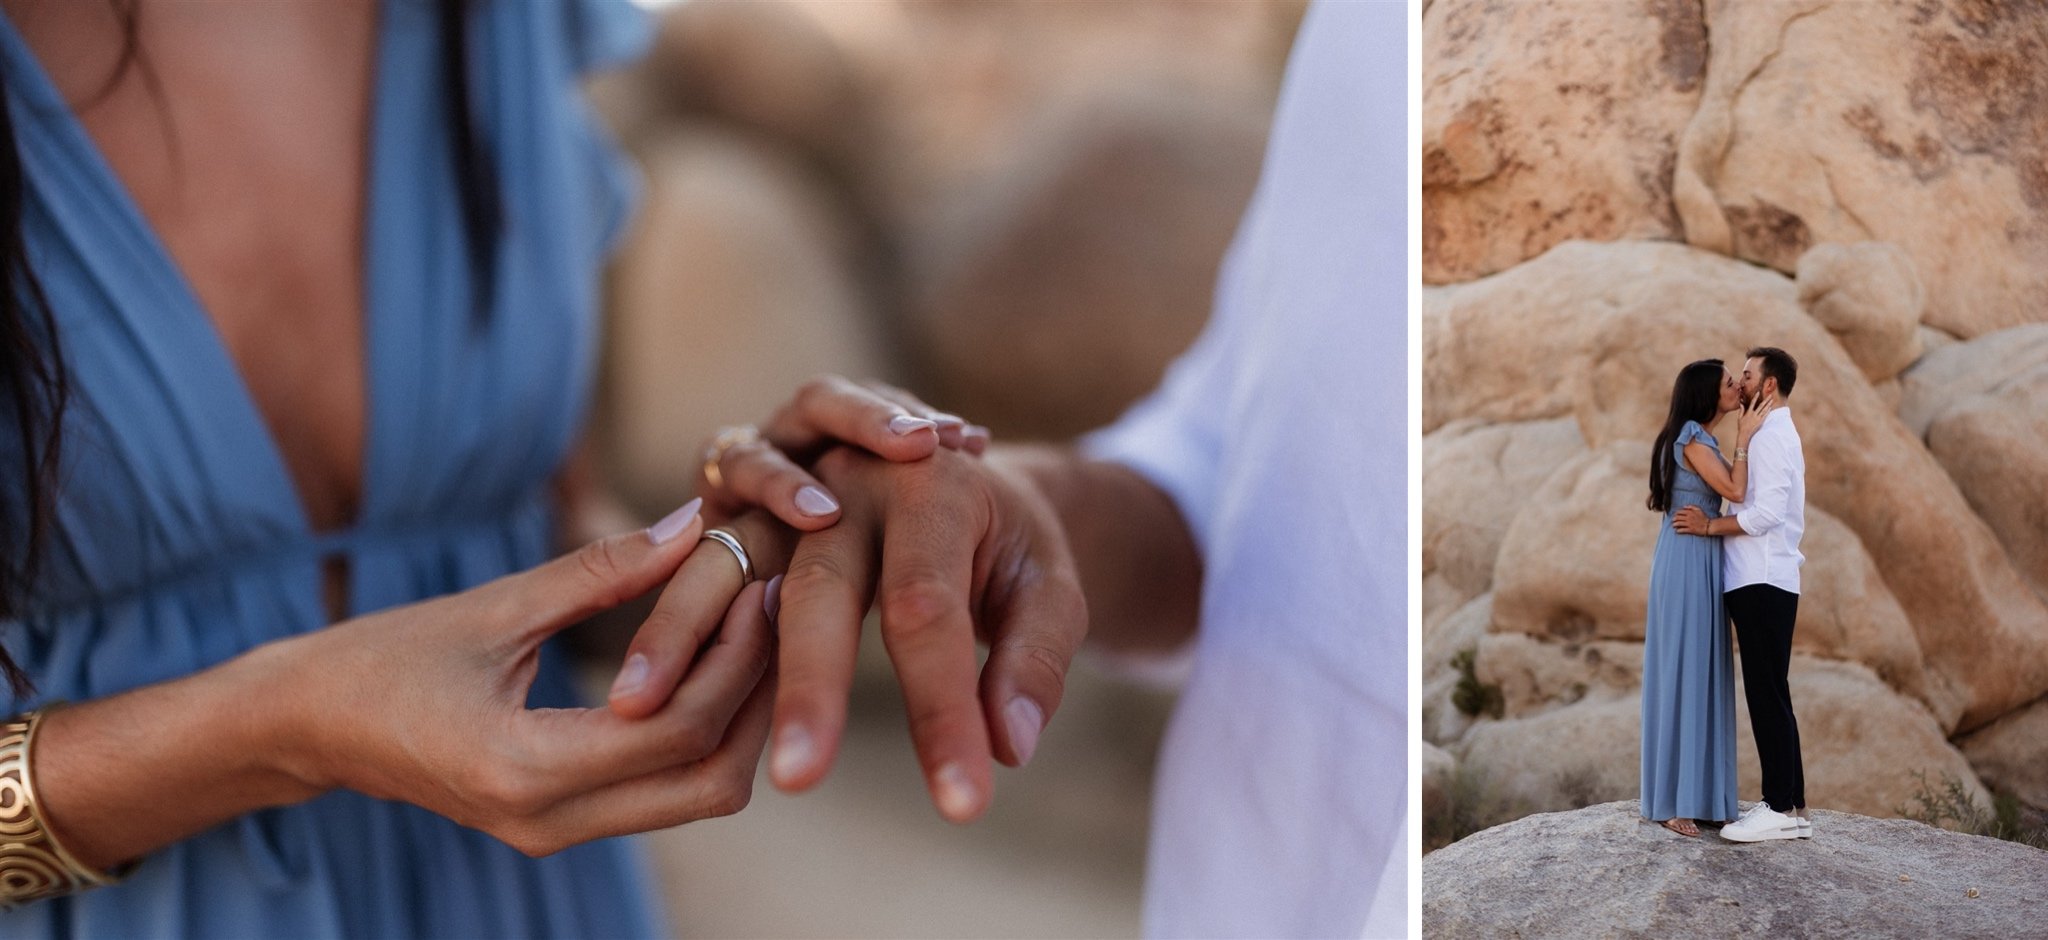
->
[1672,505,1713,536]
[768,446,1088,823]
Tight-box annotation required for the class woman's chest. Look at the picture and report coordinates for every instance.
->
[4,0,626,604]
[29,2,382,530]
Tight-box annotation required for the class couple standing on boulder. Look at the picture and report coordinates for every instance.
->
[1640,348,1812,842]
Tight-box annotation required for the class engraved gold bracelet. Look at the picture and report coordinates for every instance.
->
[1,707,124,909]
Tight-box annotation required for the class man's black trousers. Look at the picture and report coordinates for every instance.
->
[1728,583,1804,812]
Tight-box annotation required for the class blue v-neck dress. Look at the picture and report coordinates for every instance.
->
[1639,420,1740,824]
[0,2,668,935]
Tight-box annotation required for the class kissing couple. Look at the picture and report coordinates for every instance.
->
[1640,347,1812,842]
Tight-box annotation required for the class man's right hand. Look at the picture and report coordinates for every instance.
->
[767,446,1089,824]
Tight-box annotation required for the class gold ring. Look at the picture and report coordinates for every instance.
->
[700,527,754,585]
[701,425,760,492]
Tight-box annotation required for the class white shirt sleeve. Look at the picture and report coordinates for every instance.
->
[1736,426,1793,537]
[1078,230,1258,554]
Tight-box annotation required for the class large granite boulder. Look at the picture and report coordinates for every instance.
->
[1671,0,2048,338]
[1423,418,1584,600]
[1454,656,1984,822]
[1423,742,1458,825]
[1425,240,2048,732]
[1425,801,2048,938]
[1422,0,2048,825]
[1959,697,2048,813]
[1421,0,1703,283]
[602,127,895,514]
[1488,440,1930,712]
[601,0,1301,451]
[1898,325,2048,600]
[902,92,1268,438]
[1795,241,1925,384]
[639,0,862,158]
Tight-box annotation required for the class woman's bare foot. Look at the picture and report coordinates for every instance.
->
[1660,818,1701,837]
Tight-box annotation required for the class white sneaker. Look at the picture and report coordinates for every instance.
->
[1722,805,1802,843]
[1797,815,1813,838]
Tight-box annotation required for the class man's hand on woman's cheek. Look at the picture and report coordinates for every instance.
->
[768,446,1088,824]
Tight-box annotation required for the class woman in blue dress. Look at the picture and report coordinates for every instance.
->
[1640,359,1766,837]
[0,1,974,934]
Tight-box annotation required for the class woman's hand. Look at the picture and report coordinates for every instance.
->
[695,375,991,532]
[273,499,776,857]
[1736,391,1775,445]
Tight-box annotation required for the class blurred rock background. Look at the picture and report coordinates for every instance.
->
[1421,0,2048,850]
[582,0,1306,934]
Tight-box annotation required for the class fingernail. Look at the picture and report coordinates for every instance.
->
[609,652,650,699]
[889,415,937,435]
[1004,697,1044,765]
[772,725,816,782]
[794,485,839,516]
[763,574,784,623]
[933,762,979,821]
[935,413,966,428]
[646,497,703,545]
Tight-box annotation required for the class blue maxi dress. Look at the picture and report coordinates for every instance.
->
[0,2,670,935]
[1639,420,1740,824]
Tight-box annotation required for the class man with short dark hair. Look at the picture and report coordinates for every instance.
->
[1673,347,1810,842]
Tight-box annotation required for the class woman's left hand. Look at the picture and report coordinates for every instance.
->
[694,375,991,533]
[603,508,798,720]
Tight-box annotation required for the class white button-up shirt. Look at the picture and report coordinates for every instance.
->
[1081,1,1407,936]
[1724,407,1807,594]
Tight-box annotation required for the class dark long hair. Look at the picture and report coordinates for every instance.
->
[0,0,500,696]
[1646,359,1725,514]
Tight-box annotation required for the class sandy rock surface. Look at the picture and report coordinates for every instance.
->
[1425,801,2048,939]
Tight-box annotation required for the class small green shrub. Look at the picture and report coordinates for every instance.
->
[1895,770,2048,851]
[1449,647,1504,720]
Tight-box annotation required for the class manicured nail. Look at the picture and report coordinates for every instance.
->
[772,724,816,783]
[794,486,839,516]
[889,414,937,435]
[1004,697,1044,765]
[763,574,784,623]
[935,413,966,428]
[646,497,703,545]
[609,652,650,699]
[933,762,979,821]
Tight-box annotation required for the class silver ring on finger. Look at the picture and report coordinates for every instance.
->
[701,527,755,586]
